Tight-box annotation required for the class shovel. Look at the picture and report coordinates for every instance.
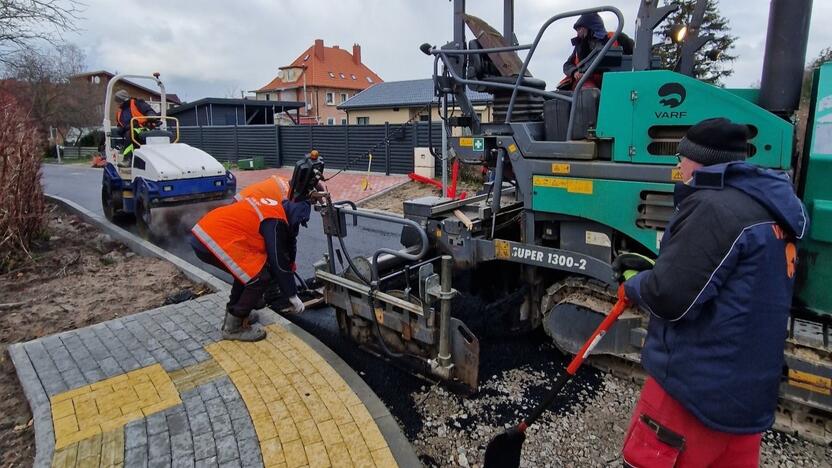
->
[360,153,373,191]
[483,295,630,468]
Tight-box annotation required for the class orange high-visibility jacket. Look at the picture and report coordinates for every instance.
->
[191,196,287,283]
[234,175,290,202]
[116,98,150,127]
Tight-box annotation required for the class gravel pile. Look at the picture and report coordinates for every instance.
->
[409,363,832,467]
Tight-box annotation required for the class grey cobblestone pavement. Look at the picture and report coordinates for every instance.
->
[10,293,419,468]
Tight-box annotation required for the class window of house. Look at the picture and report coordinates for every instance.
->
[341,118,347,125]
[351,74,356,80]
[340,93,348,103]
[356,117,369,125]
[325,92,334,105]
[339,73,345,79]
[327,117,335,125]
[366,77,374,83]
[328,72,335,78]
[264,94,271,101]
[419,114,430,122]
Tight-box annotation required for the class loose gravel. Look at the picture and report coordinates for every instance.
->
[409,356,832,467]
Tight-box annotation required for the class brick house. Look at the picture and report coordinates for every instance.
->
[69,70,182,119]
[255,39,382,125]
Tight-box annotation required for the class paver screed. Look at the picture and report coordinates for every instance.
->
[10,293,406,468]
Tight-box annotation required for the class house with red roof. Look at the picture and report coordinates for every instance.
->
[255,39,382,125]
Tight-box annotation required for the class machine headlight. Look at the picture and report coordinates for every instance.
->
[163,185,173,192]
[214,180,223,187]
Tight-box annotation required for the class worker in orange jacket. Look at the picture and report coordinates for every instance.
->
[189,193,311,341]
[235,174,292,202]
[114,89,158,167]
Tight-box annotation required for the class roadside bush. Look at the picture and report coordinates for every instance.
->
[0,97,46,272]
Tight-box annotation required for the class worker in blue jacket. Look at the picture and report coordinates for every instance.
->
[614,118,808,467]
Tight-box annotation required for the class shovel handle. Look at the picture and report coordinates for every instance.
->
[519,297,629,430]
[566,298,629,375]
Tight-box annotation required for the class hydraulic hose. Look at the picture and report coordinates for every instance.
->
[327,203,430,359]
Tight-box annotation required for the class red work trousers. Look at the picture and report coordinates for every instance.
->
[622,378,762,468]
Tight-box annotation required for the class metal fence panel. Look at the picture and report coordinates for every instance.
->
[179,127,203,149]
[60,146,98,159]
[280,126,313,167]
[311,126,347,170]
[170,123,445,175]
[237,125,279,166]
[203,126,237,163]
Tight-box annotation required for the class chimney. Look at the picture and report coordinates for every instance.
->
[314,39,325,60]
[352,44,361,65]
[332,45,339,50]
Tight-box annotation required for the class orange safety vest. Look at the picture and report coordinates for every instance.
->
[116,99,148,127]
[192,196,287,283]
[234,175,290,202]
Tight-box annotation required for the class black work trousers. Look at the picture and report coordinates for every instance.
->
[189,234,270,318]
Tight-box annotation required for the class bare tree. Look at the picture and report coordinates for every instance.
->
[4,43,99,142]
[0,0,84,64]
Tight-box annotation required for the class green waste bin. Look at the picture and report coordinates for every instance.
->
[238,156,265,170]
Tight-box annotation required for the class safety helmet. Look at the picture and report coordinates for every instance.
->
[114,89,130,103]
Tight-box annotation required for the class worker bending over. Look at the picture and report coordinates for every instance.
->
[114,89,158,167]
[189,192,310,342]
[614,118,807,466]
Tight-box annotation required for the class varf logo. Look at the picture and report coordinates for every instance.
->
[655,82,688,119]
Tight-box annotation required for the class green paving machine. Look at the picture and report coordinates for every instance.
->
[314,0,831,442]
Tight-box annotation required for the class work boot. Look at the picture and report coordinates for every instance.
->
[221,312,266,342]
[227,305,259,324]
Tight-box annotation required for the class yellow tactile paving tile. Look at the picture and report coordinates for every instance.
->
[51,428,124,468]
[49,364,181,449]
[168,357,227,392]
[206,324,397,468]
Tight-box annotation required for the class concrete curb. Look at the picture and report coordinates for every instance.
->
[8,344,54,468]
[45,194,229,293]
[42,193,422,467]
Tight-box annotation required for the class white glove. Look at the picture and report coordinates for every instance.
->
[288,295,305,314]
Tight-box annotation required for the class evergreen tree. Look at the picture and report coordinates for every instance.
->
[802,47,832,101]
[653,0,737,85]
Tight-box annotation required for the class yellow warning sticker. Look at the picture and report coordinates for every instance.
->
[508,143,518,154]
[551,163,571,174]
[494,239,511,259]
[374,307,385,325]
[788,369,832,395]
[459,137,473,147]
[533,176,593,194]
[671,168,683,182]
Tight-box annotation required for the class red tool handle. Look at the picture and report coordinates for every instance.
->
[518,293,630,431]
[565,297,629,375]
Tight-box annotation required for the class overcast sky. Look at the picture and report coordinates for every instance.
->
[61,0,832,102]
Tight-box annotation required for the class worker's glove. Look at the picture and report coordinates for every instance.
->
[290,262,297,273]
[288,295,305,314]
[611,252,655,283]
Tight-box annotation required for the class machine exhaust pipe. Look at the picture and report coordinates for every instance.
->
[759,0,813,116]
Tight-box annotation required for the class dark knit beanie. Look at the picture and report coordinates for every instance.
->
[677,118,749,165]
